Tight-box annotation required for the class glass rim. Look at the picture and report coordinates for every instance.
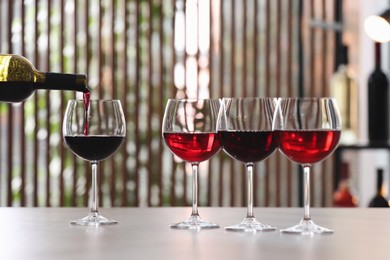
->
[276,97,336,101]
[221,97,278,100]
[167,98,221,102]
[67,99,122,103]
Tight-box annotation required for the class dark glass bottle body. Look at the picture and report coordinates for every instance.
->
[0,54,88,103]
[368,169,389,208]
[368,43,389,145]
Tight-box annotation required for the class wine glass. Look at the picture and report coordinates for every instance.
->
[162,99,221,229]
[217,98,278,232]
[63,99,126,225]
[273,97,341,234]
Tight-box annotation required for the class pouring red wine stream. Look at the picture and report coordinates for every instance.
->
[83,91,90,136]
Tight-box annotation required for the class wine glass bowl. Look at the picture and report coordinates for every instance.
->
[63,99,126,225]
[277,130,340,164]
[162,98,221,230]
[274,97,341,235]
[217,98,277,232]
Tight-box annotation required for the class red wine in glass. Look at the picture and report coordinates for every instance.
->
[218,130,277,164]
[163,132,221,162]
[278,130,341,164]
[217,98,277,232]
[63,99,126,225]
[162,98,221,230]
[274,97,342,235]
[64,135,124,162]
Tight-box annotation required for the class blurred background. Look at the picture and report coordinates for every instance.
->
[0,0,389,208]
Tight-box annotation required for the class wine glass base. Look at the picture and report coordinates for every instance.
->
[281,219,333,235]
[70,211,118,226]
[170,214,219,230]
[225,217,276,232]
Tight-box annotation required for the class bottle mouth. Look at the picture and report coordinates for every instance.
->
[83,85,91,93]
[76,74,89,93]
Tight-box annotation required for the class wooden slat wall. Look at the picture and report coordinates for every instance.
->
[0,0,337,207]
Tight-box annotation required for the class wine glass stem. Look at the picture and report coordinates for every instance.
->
[246,163,254,218]
[303,164,311,220]
[191,163,199,217]
[91,161,99,214]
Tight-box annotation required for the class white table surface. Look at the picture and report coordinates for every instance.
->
[0,207,389,260]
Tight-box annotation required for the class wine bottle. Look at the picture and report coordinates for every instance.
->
[368,168,389,208]
[333,162,358,207]
[368,42,389,145]
[0,54,89,103]
[330,44,359,145]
